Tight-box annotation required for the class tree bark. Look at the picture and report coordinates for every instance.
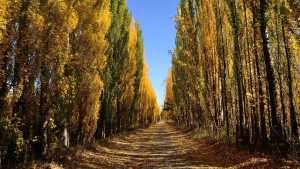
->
[259,0,283,143]
[282,22,299,142]
[227,0,245,144]
[251,2,268,145]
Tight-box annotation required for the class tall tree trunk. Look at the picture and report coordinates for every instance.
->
[227,0,245,145]
[12,0,31,162]
[0,51,10,116]
[216,0,229,141]
[259,0,283,143]
[275,9,287,138]
[39,60,50,153]
[243,0,256,146]
[96,92,106,139]
[251,2,268,145]
[282,22,299,142]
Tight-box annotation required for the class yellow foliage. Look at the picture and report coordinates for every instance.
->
[67,0,111,144]
[66,8,78,31]
[80,73,103,144]
[118,21,138,111]
[164,70,174,106]
[0,0,9,83]
[0,0,8,43]
[49,0,78,30]
[138,63,160,123]
[128,21,138,61]
[73,0,111,71]
[28,0,45,32]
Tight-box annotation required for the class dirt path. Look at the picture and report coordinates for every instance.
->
[64,123,299,169]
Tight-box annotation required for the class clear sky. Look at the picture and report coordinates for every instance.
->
[127,0,179,106]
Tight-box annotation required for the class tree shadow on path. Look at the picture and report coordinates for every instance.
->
[64,123,300,169]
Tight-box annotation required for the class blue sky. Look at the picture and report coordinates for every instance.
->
[127,0,179,106]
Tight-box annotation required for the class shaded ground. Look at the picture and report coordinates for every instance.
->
[63,122,299,169]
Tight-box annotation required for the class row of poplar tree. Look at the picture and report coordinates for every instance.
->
[0,0,160,166]
[164,0,300,151]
